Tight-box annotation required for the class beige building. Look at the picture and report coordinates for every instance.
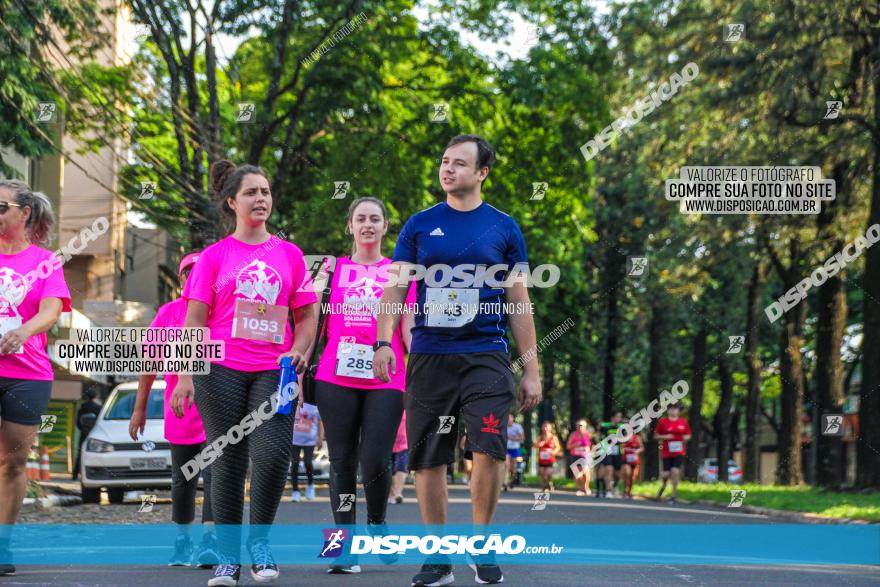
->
[0,2,174,472]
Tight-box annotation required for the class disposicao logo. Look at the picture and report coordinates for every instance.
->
[319,528,348,558]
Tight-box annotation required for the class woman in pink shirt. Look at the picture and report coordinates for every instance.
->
[0,180,71,577]
[312,197,415,574]
[566,419,593,496]
[130,252,218,568]
[171,161,317,587]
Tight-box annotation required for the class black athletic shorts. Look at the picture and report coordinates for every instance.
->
[663,455,684,470]
[600,453,623,470]
[0,377,53,426]
[405,352,515,470]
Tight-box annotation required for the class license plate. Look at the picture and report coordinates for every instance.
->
[130,457,167,470]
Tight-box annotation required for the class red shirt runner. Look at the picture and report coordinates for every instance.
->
[656,417,692,458]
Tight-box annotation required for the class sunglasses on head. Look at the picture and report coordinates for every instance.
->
[0,201,22,214]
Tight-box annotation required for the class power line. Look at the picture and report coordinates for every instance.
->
[5,1,208,197]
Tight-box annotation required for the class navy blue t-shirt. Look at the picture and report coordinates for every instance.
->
[392,201,529,354]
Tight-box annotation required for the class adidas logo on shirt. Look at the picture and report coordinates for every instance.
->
[430,227,445,236]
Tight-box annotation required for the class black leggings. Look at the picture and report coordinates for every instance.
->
[194,363,293,559]
[170,442,214,524]
[314,381,403,525]
[290,445,315,491]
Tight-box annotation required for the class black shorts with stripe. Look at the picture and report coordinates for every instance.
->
[405,352,515,470]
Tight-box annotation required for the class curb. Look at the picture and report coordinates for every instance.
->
[675,497,872,525]
[518,483,874,525]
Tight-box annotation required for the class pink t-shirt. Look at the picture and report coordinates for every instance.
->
[182,235,317,372]
[315,257,416,391]
[393,411,407,453]
[149,298,206,444]
[0,245,71,381]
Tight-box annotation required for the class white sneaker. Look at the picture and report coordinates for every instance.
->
[291,491,301,502]
[305,484,315,500]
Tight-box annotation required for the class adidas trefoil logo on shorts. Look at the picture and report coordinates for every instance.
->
[430,227,445,236]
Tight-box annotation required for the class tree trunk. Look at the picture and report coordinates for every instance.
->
[815,242,846,487]
[716,354,734,483]
[569,361,583,430]
[858,47,880,488]
[744,262,765,482]
[778,284,806,485]
[685,324,708,481]
[602,246,624,419]
[644,298,665,480]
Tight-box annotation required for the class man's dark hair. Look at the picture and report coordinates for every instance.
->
[445,135,496,175]
[85,388,98,400]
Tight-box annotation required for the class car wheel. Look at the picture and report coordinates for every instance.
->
[107,487,125,504]
[81,484,101,504]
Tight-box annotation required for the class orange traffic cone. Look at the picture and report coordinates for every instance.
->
[26,449,40,480]
[40,447,51,481]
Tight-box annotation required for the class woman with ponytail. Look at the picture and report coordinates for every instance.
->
[171,161,317,586]
[0,180,71,577]
[311,197,416,574]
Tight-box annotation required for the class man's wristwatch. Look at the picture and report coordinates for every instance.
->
[373,340,392,352]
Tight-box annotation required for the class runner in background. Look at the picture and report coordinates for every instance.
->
[130,252,219,568]
[373,135,542,587]
[655,403,691,504]
[172,160,318,587]
[596,412,623,498]
[459,431,473,486]
[536,421,562,492]
[312,197,416,574]
[566,419,592,496]
[0,180,71,577]
[621,428,644,499]
[72,388,101,480]
[503,414,524,491]
[290,401,322,502]
[388,411,408,504]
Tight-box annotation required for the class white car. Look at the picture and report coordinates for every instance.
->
[80,380,173,504]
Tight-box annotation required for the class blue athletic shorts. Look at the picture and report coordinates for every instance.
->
[0,376,53,426]
[392,449,409,474]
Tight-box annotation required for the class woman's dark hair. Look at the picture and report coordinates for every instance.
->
[210,159,269,219]
[445,134,497,176]
[0,179,55,247]
[346,197,388,256]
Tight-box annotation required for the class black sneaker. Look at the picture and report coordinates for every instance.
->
[412,563,454,586]
[194,532,220,568]
[247,538,279,583]
[327,562,362,573]
[468,553,504,584]
[168,534,194,567]
[0,547,12,576]
[207,560,241,587]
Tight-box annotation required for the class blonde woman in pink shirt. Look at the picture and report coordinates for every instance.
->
[0,181,71,577]
[566,419,593,496]
[311,197,416,574]
[171,161,317,587]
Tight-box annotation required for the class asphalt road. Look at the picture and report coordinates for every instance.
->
[5,485,879,587]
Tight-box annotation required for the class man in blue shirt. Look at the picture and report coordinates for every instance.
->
[373,135,542,586]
